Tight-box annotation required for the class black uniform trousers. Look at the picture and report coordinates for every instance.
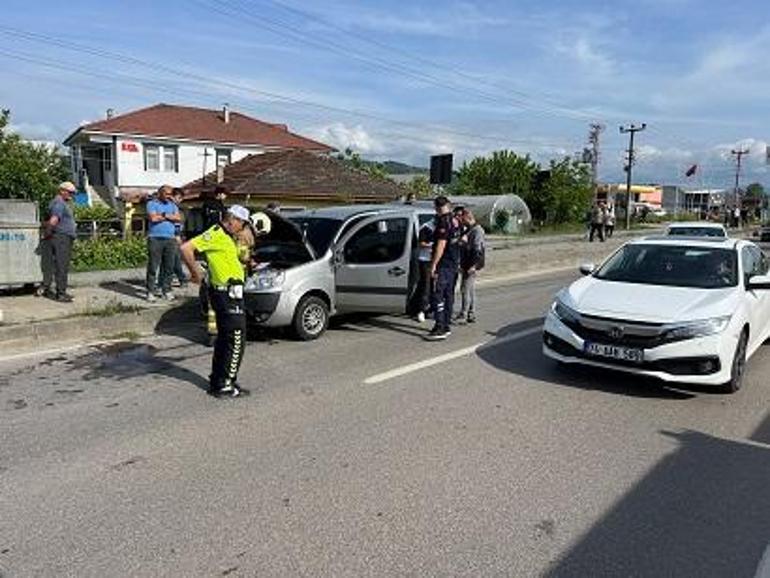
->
[209,289,247,390]
[432,267,458,331]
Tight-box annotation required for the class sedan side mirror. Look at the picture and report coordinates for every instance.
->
[579,263,596,276]
[747,274,770,290]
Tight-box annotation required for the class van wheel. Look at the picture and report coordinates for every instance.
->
[722,330,748,394]
[292,295,329,341]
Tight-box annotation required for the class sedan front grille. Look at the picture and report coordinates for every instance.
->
[563,313,666,349]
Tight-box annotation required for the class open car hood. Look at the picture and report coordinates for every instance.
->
[258,210,316,260]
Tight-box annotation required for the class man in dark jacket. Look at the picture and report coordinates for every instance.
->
[457,209,485,323]
[426,196,462,341]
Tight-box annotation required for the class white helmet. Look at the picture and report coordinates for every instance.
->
[250,211,272,235]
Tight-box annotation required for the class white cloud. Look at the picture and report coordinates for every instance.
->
[311,123,386,154]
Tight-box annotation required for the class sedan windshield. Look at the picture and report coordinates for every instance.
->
[287,217,344,256]
[667,226,725,237]
[595,244,737,288]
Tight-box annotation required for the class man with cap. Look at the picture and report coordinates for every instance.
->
[180,205,252,398]
[426,195,462,341]
[39,181,78,302]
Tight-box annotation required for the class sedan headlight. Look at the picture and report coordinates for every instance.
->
[246,269,285,291]
[662,315,731,342]
[552,298,580,325]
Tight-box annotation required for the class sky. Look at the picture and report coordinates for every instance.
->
[2,0,770,189]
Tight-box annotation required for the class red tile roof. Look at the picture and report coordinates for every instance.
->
[182,150,405,205]
[66,103,334,152]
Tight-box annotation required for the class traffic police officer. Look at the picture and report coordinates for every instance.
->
[181,205,251,398]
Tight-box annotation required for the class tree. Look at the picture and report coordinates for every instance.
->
[454,149,592,225]
[0,109,69,207]
[454,150,538,198]
[406,175,431,198]
[744,182,765,202]
[336,147,388,180]
[538,158,593,224]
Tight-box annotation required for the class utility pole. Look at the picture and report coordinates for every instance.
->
[620,123,647,230]
[587,123,605,199]
[200,148,212,186]
[731,147,749,209]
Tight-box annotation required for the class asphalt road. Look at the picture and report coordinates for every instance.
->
[1,270,769,578]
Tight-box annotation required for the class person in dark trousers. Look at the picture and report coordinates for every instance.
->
[180,205,252,399]
[202,186,227,231]
[170,188,188,287]
[145,185,181,302]
[589,201,606,242]
[426,196,461,341]
[457,209,485,323]
[415,218,435,323]
[39,181,78,302]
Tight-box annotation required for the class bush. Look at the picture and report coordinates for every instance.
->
[74,204,117,221]
[72,237,147,272]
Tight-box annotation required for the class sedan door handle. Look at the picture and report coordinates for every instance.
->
[388,266,406,277]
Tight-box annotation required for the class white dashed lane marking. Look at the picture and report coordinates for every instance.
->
[364,325,542,385]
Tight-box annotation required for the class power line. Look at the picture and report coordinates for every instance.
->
[191,0,597,123]
[254,0,596,122]
[0,36,580,150]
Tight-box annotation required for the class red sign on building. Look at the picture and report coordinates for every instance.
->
[121,142,139,152]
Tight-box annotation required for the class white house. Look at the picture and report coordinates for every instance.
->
[63,103,334,205]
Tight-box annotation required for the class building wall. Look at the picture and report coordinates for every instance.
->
[113,137,267,191]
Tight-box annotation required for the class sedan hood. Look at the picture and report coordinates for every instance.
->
[563,276,739,323]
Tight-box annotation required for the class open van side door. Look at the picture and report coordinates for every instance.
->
[333,211,414,313]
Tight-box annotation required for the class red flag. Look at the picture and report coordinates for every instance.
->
[685,164,698,177]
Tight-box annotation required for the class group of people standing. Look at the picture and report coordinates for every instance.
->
[416,196,486,342]
[587,201,616,243]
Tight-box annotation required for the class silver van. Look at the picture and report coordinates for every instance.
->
[243,205,435,339]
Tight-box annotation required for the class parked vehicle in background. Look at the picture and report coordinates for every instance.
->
[243,205,434,340]
[759,223,770,243]
[666,222,727,238]
[543,236,770,392]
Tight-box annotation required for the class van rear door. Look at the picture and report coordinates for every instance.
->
[334,212,413,313]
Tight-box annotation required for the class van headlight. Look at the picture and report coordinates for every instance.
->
[248,269,285,290]
[662,316,731,342]
[552,298,580,325]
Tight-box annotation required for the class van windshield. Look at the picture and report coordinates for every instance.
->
[287,217,344,256]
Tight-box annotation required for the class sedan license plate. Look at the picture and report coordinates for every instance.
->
[584,342,643,363]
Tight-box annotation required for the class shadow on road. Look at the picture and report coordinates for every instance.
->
[545,428,770,578]
[476,320,696,400]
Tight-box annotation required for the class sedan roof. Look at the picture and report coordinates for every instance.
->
[667,221,726,229]
[632,235,740,248]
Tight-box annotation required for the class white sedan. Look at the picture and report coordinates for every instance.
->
[543,237,770,392]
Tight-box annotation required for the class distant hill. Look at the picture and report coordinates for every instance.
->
[380,161,428,175]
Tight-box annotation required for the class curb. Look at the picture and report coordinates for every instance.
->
[0,301,197,359]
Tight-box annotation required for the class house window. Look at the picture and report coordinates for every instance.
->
[163,146,178,172]
[144,144,160,171]
[216,148,231,168]
[143,144,178,172]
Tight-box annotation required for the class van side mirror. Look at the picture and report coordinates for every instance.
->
[747,274,770,290]
[579,263,596,276]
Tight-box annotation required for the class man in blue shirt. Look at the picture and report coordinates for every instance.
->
[146,185,181,301]
[39,181,78,302]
